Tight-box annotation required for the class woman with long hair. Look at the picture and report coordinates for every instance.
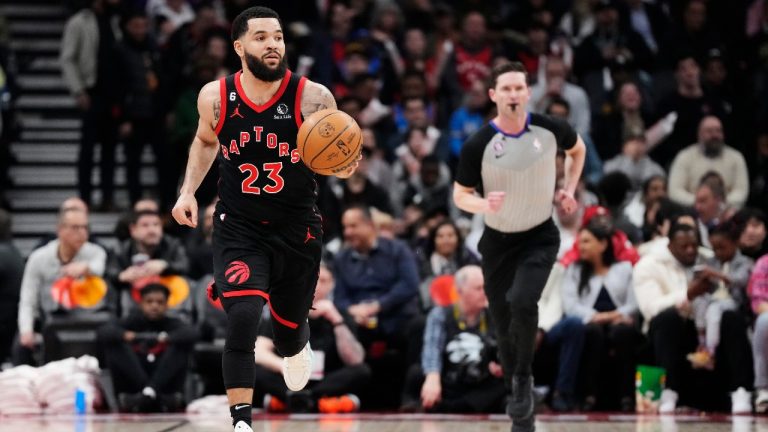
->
[561,219,640,411]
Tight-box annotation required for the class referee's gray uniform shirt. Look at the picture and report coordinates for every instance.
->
[455,113,578,233]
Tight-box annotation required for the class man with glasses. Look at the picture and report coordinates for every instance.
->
[15,205,106,364]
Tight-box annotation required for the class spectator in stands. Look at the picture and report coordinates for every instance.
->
[750,253,768,413]
[546,98,603,185]
[349,73,393,138]
[665,0,722,67]
[98,283,198,412]
[558,0,597,47]
[417,221,480,307]
[448,79,488,164]
[603,134,665,192]
[402,27,439,94]
[107,210,189,314]
[254,264,370,413]
[388,96,449,162]
[597,172,642,244]
[60,0,121,210]
[533,262,586,413]
[400,155,454,217]
[687,222,754,370]
[694,176,727,247]
[530,56,591,136]
[439,12,497,118]
[333,206,421,408]
[652,56,725,166]
[0,209,23,363]
[623,174,667,234]
[668,116,749,208]
[621,0,669,58]
[16,207,107,365]
[334,206,420,345]
[634,223,753,414]
[402,265,506,413]
[573,0,654,79]
[391,127,451,215]
[561,220,639,411]
[115,10,174,212]
[732,208,768,260]
[318,163,394,243]
[160,4,222,112]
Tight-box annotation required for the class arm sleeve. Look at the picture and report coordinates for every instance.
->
[421,307,447,374]
[532,114,577,150]
[454,127,491,188]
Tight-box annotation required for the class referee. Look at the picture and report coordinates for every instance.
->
[453,61,585,432]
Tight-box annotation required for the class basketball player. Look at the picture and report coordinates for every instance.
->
[171,7,358,431]
[453,62,585,432]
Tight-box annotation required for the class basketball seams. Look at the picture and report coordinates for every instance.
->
[308,123,352,168]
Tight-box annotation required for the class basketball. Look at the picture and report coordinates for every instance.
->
[297,109,362,176]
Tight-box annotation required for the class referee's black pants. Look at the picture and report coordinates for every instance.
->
[478,219,559,384]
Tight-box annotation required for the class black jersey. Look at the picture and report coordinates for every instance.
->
[214,69,316,222]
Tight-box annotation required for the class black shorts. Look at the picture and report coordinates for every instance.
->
[211,204,323,331]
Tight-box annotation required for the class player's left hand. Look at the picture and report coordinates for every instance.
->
[334,152,362,179]
[555,189,577,214]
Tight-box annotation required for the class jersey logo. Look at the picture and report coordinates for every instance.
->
[304,226,317,244]
[493,140,505,159]
[225,260,250,285]
[274,103,292,120]
[230,103,244,119]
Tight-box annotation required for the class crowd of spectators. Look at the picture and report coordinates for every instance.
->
[1,0,768,416]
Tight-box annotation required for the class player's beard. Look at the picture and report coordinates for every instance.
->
[244,51,287,82]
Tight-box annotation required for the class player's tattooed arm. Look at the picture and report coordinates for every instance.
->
[213,99,221,126]
[301,81,337,117]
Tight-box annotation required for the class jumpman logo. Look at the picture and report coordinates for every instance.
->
[230,103,244,119]
[304,227,316,244]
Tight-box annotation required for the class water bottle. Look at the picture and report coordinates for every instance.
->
[75,387,87,415]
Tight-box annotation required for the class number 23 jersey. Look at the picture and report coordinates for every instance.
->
[214,69,317,222]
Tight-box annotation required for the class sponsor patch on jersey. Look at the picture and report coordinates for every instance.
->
[274,103,292,120]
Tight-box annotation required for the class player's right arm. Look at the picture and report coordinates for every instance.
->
[172,81,221,228]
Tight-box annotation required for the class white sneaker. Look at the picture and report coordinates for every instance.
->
[659,389,678,414]
[282,342,313,391]
[234,420,254,432]
[756,389,768,413]
[731,387,752,414]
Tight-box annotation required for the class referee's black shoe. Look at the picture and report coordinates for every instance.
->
[507,375,534,419]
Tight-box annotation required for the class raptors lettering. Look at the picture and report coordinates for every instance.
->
[220,126,301,164]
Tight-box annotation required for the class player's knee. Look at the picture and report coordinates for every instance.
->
[273,325,309,357]
[225,301,261,351]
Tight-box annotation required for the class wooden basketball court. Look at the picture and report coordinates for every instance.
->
[0,413,762,432]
